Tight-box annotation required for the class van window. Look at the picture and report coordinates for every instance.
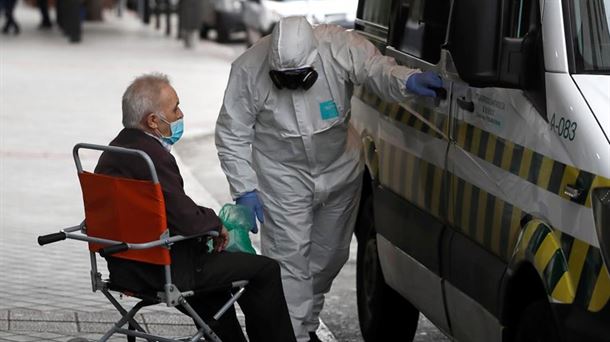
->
[570,0,610,73]
[358,0,392,27]
[509,0,532,38]
[389,0,450,64]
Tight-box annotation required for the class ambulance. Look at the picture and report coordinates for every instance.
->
[350,0,610,341]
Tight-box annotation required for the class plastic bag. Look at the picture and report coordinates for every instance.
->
[218,203,256,254]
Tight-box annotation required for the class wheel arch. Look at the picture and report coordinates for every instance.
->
[500,217,577,338]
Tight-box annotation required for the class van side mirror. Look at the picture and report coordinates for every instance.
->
[447,0,531,88]
[592,188,610,269]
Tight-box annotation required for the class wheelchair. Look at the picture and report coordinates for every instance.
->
[38,143,248,342]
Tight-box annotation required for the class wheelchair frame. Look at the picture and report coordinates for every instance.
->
[38,143,248,342]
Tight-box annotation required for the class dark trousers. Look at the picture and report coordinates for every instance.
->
[36,0,51,25]
[178,252,296,342]
[2,0,18,31]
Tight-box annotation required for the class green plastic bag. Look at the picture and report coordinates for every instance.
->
[217,203,256,254]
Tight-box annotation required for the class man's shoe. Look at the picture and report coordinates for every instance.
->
[308,331,322,342]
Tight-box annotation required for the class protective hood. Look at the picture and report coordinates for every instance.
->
[572,74,610,144]
[269,16,318,71]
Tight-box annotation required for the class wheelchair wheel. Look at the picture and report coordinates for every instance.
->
[67,338,90,342]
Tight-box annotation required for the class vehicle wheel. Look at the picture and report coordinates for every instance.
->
[215,11,230,43]
[514,300,561,342]
[356,196,419,342]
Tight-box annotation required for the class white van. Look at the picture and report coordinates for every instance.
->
[241,0,357,45]
[350,0,610,341]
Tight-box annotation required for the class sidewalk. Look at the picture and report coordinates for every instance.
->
[0,5,244,341]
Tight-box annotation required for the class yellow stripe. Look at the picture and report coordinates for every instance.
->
[551,273,576,303]
[559,165,580,200]
[457,122,467,148]
[491,198,504,256]
[588,266,610,312]
[461,182,473,235]
[471,127,482,157]
[567,240,589,292]
[518,221,537,259]
[485,134,498,164]
[585,176,610,207]
[501,140,515,171]
[534,234,557,272]
[391,145,404,196]
[537,157,555,189]
[476,190,488,245]
[519,148,534,179]
[378,100,389,117]
[413,115,425,132]
[430,166,443,218]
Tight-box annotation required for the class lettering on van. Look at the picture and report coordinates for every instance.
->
[475,95,505,129]
[550,113,577,141]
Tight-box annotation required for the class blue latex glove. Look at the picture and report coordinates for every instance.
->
[405,71,443,97]
[235,191,264,233]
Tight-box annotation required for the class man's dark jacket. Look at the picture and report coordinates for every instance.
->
[95,128,221,293]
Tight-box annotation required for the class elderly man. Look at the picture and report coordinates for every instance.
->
[95,73,296,342]
[216,16,441,342]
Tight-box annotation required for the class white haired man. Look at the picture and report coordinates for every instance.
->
[95,73,296,342]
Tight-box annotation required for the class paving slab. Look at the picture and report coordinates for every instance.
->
[10,321,79,334]
[9,310,75,322]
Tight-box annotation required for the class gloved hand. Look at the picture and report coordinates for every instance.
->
[406,71,443,97]
[235,191,264,234]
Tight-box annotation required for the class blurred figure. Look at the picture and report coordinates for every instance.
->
[1,0,20,34]
[37,0,52,29]
[177,0,202,48]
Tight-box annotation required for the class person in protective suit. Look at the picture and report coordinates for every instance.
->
[215,16,442,342]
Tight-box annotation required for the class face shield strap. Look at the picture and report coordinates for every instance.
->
[269,67,318,90]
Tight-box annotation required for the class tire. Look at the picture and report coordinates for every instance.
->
[356,196,420,342]
[215,11,230,43]
[514,300,561,342]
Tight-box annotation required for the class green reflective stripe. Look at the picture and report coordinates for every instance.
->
[572,170,595,205]
[527,224,549,258]
[560,232,575,262]
[355,87,610,209]
[544,249,568,292]
[575,247,604,306]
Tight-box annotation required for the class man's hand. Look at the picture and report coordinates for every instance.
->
[406,71,443,97]
[235,190,264,234]
[213,226,230,252]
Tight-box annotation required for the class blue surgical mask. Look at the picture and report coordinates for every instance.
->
[158,115,184,145]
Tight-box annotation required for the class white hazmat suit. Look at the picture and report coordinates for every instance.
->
[216,16,418,341]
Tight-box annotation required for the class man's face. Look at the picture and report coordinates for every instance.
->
[148,84,183,136]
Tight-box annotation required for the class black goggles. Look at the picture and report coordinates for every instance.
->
[269,67,318,90]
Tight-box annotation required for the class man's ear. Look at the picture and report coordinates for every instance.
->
[145,112,158,130]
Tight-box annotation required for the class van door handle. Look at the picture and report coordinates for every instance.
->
[456,97,475,112]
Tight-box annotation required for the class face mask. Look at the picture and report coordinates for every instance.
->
[269,67,318,90]
[157,114,184,145]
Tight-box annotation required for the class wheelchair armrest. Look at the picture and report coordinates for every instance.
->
[99,243,129,257]
[38,232,67,246]
[96,229,220,254]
